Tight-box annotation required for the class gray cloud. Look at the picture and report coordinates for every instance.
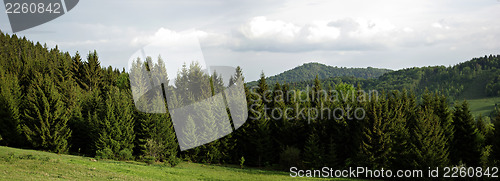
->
[0,0,498,82]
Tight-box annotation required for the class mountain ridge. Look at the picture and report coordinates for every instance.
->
[247,62,392,86]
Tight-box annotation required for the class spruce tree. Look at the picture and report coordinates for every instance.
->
[408,107,449,169]
[82,50,102,92]
[269,82,286,161]
[95,87,135,159]
[492,110,500,163]
[0,73,24,147]
[303,127,323,169]
[433,93,454,154]
[22,74,71,153]
[181,115,200,161]
[388,90,412,169]
[358,95,392,169]
[244,87,272,167]
[451,101,482,166]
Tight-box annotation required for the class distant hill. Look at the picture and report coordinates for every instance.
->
[247,62,392,86]
[290,55,500,102]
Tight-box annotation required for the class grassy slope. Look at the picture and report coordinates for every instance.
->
[0,146,357,180]
[466,97,500,119]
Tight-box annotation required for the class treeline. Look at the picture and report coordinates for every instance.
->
[1,32,500,175]
[247,62,392,87]
[291,55,500,101]
[244,74,499,172]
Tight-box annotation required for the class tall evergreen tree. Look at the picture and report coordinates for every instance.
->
[492,110,500,163]
[244,81,272,166]
[451,101,482,166]
[95,87,135,159]
[22,74,71,153]
[303,127,323,169]
[388,90,412,169]
[358,94,393,169]
[82,50,102,92]
[0,73,25,147]
[408,107,449,169]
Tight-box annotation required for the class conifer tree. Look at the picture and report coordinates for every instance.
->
[433,93,454,153]
[408,107,449,169]
[257,72,272,108]
[138,113,178,162]
[0,73,25,147]
[181,115,200,161]
[82,50,102,92]
[95,87,135,159]
[22,74,71,153]
[245,85,272,167]
[388,90,411,169]
[358,95,392,169]
[269,82,286,159]
[451,101,482,166]
[303,127,323,169]
[492,110,500,162]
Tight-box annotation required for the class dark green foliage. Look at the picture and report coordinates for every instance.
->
[290,55,500,102]
[0,73,25,147]
[451,101,482,166]
[279,146,301,170]
[240,72,273,167]
[22,73,71,153]
[408,107,449,169]
[239,156,245,169]
[96,148,113,160]
[486,74,500,96]
[247,62,392,87]
[357,96,393,169]
[132,58,178,163]
[81,50,103,92]
[94,87,135,160]
[168,154,181,167]
[0,31,494,172]
[118,148,133,161]
[143,155,155,165]
[303,128,323,169]
[492,110,500,163]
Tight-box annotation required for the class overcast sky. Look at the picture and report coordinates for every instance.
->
[1,0,499,81]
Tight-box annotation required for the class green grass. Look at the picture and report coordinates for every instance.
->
[464,96,500,119]
[0,146,357,180]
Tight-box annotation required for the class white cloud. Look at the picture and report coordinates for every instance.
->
[305,20,341,42]
[239,16,300,42]
[129,28,210,79]
[131,27,228,48]
[346,18,396,38]
[9,0,499,82]
[432,21,450,30]
[54,39,110,46]
[233,16,408,52]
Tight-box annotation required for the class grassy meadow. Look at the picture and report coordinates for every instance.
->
[0,146,359,180]
[466,96,500,119]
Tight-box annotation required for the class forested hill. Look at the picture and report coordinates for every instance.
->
[247,62,392,87]
[290,55,500,101]
[2,30,500,173]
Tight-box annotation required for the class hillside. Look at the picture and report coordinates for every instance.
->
[288,55,500,118]
[0,146,343,180]
[247,62,392,87]
[1,31,499,180]
[291,55,500,100]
